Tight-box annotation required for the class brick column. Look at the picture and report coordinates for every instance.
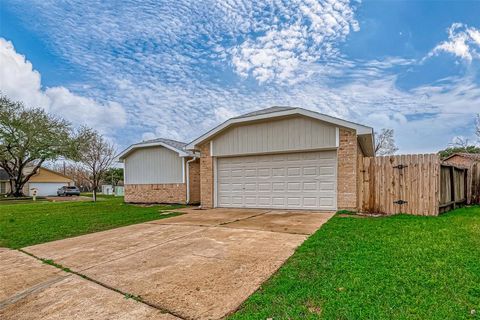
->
[337,128,358,210]
[199,143,214,208]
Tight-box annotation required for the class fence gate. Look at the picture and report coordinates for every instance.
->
[359,154,441,216]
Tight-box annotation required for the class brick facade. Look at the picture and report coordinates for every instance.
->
[125,183,187,204]
[337,128,359,210]
[188,159,201,204]
[199,143,214,208]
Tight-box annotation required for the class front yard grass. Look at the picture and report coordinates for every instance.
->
[231,206,480,320]
[0,196,182,248]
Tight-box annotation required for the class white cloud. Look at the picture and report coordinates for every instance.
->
[0,38,127,132]
[428,23,480,61]
[4,2,479,153]
[230,0,359,83]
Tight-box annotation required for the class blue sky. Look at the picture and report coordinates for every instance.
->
[1,0,479,153]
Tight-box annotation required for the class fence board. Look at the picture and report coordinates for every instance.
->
[359,154,442,216]
[472,163,480,204]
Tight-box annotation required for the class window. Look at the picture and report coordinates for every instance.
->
[0,182,6,194]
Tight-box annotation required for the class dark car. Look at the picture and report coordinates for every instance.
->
[57,186,81,196]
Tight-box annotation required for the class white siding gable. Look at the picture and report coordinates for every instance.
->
[212,116,337,157]
[124,146,183,184]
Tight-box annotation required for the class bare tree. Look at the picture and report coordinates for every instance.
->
[450,136,471,150]
[375,128,398,156]
[49,162,93,191]
[75,128,116,201]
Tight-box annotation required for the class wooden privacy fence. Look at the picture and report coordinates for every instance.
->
[358,154,468,216]
[471,163,480,205]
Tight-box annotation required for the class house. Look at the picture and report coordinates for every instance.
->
[0,169,9,194]
[442,152,480,168]
[117,138,200,204]
[186,106,374,211]
[121,107,374,211]
[0,167,74,196]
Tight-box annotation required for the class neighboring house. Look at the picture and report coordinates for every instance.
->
[121,107,375,211]
[442,152,480,168]
[117,138,200,204]
[0,167,74,196]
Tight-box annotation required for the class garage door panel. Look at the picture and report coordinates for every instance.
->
[217,151,337,210]
[29,183,68,197]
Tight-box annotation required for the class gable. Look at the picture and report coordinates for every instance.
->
[29,168,73,183]
[211,116,338,157]
[124,146,184,184]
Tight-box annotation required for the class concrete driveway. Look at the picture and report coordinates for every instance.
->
[2,208,334,320]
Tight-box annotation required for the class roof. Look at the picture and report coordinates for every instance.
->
[186,106,375,155]
[444,152,480,162]
[29,167,74,183]
[233,106,296,119]
[0,168,9,181]
[117,137,193,161]
[0,167,73,182]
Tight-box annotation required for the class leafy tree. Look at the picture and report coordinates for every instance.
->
[0,96,74,197]
[375,128,398,156]
[102,167,123,186]
[75,127,116,201]
[438,146,480,159]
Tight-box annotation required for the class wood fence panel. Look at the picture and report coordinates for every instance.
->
[470,163,480,204]
[359,154,441,216]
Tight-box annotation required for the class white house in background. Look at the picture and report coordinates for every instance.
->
[0,167,74,196]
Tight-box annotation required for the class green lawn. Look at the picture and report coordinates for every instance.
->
[0,196,183,248]
[231,207,480,320]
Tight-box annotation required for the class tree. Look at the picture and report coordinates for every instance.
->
[49,162,94,191]
[438,145,480,159]
[75,127,116,201]
[102,167,124,186]
[375,128,398,156]
[0,96,74,197]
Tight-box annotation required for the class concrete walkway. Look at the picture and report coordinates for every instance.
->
[1,209,334,320]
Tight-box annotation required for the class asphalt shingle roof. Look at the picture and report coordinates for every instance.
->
[136,138,187,151]
[233,106,296,119]
[450,153,480,161]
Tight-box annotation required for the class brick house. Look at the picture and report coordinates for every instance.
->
[121,107,375,210]
[118,138,200,204]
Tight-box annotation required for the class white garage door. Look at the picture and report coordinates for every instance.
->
[29,182,68,196]
[217,150,337,210]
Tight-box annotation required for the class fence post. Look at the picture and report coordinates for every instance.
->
[450,166,456,210]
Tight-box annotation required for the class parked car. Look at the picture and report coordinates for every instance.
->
[57,186,81,196]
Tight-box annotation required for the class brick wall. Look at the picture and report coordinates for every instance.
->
[199,143,214,208]
[124,183,186,204]
[337,128,358,210]
[188,158,201,204]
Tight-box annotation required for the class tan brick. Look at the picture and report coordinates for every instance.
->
[125,183,186,204]
[188,158,201,204]
[337,128,358,211]
[199,143,214,208]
